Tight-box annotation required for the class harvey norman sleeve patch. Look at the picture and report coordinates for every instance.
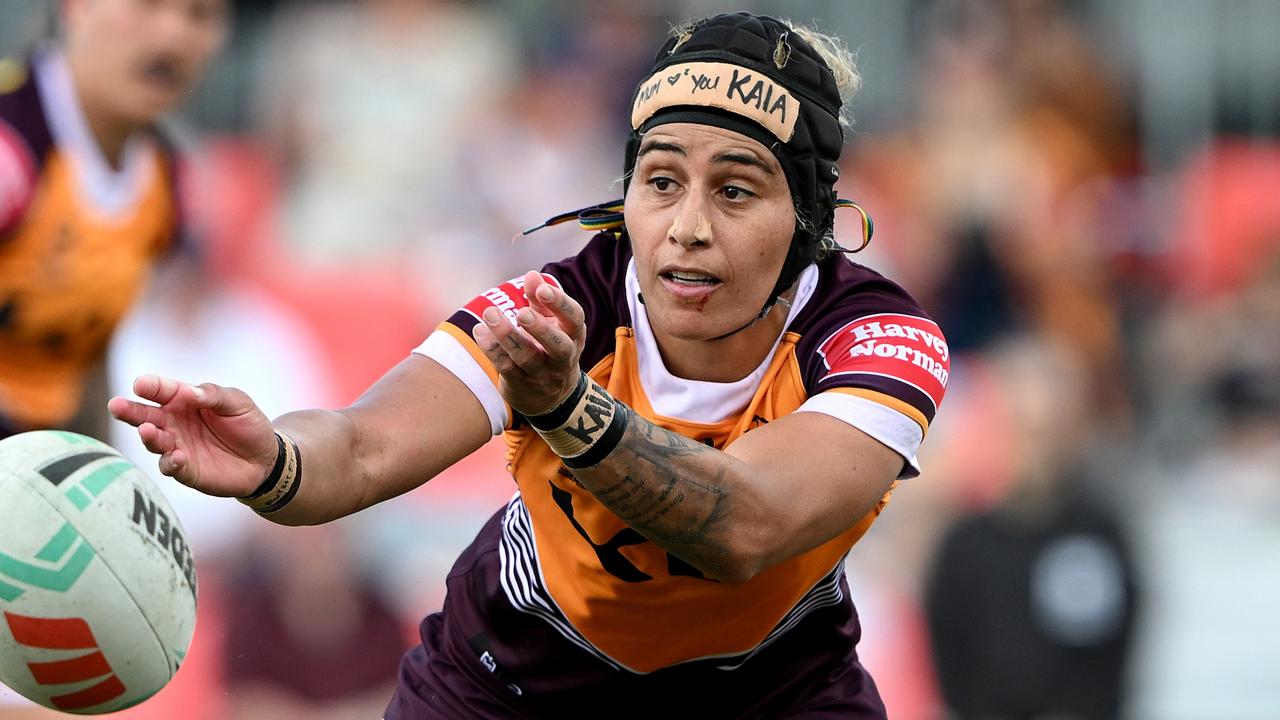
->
[817,313,950,412]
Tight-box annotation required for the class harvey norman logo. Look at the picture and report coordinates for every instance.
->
[819,313,949,408]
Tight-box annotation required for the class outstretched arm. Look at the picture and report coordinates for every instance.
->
[108,354,492,526]
[473,271,902,583]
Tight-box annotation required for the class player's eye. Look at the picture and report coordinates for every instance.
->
[649,177,678,193]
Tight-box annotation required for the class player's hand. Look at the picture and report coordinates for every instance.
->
[472,270,587,416]
[107,375,279,498]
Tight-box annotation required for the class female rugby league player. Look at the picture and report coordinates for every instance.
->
[111,12,949,718]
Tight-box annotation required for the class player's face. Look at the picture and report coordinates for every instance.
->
[64,0,227,123]
[625,123,796,343]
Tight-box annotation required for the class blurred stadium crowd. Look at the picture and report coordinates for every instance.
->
[2,0,1279,718]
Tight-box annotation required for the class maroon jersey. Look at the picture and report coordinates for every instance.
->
[406,231,948,715]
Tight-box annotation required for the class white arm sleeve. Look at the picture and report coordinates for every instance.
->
[795,391,925,478]
[413,330,508,435]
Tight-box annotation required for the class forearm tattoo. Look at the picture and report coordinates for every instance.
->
[574,409,736,575]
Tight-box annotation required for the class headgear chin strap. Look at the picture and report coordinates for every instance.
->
[622,13,847,319]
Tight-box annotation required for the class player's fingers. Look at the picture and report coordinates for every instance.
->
[483,307,547,370]
[533,281,586,342]
[106,396,165,428]
[472,320,521,376]
[523,271,558,318]
[516,307,574,362]
[472,318,505,360]
[190,383,254,417]
[133,375,187,405]
[138,422,176,455]
[157,449,188,479]
[501,324,552,372]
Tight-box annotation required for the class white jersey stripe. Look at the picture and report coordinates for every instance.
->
[499,496,622,669]
[714,561,846,670]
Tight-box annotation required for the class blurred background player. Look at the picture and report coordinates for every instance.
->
[0,0,227,441]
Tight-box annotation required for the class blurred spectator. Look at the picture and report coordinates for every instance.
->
[924,337,1140,720]
[1127,249,1280,719]
[456,2,662,294]
[462,61,617,277]
[841,0,1136,427]
[223,523,405,720]
[255,0,514,279]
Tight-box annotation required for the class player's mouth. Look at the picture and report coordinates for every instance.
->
[658,268,722,301]
[135,56,188,94]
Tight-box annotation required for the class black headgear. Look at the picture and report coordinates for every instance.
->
[622,12,847,318]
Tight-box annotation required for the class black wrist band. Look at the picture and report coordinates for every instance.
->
[526,373,589,431]
[256,434,303,514]
[562,398,630,469]
[242,432,287,499]
[237,431,303,514]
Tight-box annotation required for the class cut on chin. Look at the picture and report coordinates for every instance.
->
[646,297,756,341]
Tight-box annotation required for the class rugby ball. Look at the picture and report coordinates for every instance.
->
[0,431,196,714]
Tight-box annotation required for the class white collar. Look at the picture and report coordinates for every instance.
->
[34,47,157,216]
